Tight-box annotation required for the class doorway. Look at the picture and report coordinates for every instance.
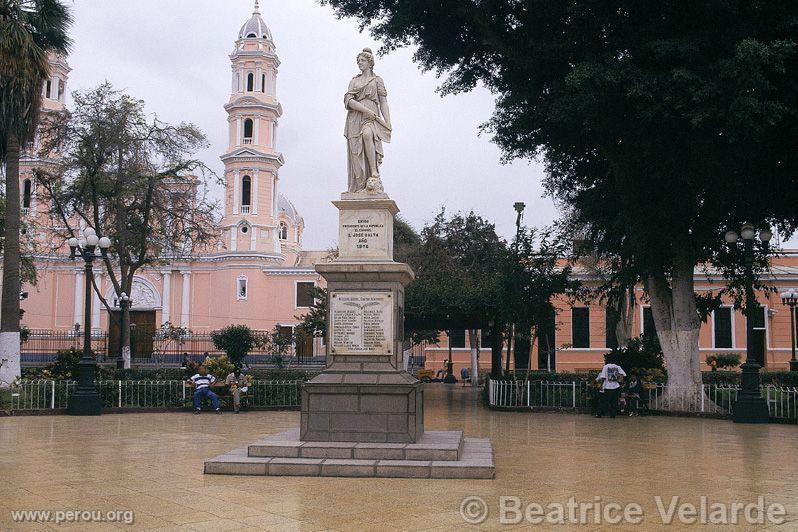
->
[109,310,156,360]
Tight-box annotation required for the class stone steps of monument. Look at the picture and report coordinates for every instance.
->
[247,429,465,462]
[204,438,494,479]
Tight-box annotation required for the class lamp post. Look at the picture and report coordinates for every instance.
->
[512,202,526,373]
[725,223,771,423]
[67,227,111,416]
[117,292,131,370]
[780,289,798,372]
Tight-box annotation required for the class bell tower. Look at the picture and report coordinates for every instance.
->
[220,0,285,256]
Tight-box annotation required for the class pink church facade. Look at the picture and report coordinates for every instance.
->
[14,5,327,357]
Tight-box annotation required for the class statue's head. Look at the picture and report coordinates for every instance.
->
[357,48,375,71]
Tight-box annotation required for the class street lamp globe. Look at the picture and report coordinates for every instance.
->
[78,238,87,248]
[759,228,773,243]
[724,230,739,244]
[83,227,96,238]
[740,224,756,240]
[68,237,78,248]
[86,234,99,247]
[98,236,112,249]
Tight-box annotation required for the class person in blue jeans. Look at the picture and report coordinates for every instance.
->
[188,366,221,414]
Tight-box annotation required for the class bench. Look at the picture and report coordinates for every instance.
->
[186,384,250,411]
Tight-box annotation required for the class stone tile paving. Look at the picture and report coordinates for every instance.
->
[1,385,798,530]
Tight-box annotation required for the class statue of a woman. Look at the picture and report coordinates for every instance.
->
[344,48,392,194]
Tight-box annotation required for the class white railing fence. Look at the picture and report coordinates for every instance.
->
[4,379,303,411]
[488,380,798,421]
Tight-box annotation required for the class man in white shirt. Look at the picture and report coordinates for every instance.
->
[595,362,626,418]
[187,366,221,414]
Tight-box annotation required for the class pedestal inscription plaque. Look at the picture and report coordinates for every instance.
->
[335,199,396,261]
[330,291,393,356]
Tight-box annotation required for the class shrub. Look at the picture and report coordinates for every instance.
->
[203,354,235,380]
[760,371,798,388]
[46,348,83,380]
[701,371,739,385]
[211,325,256,368]
[705,353,741,370]
[604,335,664,374]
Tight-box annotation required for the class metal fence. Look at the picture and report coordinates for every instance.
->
[488,380,798,421]
[4,379,303,411]
[20,329,325,367]
[21,329,108,364]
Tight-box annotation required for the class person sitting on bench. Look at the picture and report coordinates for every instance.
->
[188,366,221,414]
[225,368,249,413]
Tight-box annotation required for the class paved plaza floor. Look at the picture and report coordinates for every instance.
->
[2,385,798,530]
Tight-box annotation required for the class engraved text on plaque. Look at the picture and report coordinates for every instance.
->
[330,291,393,355]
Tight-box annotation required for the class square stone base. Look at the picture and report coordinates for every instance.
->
[204,429,495,479]
[300,380,423,443]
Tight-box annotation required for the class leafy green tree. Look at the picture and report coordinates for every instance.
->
[211,325,256,369]
[506,226,577,371]
[405,210,508,378]
[321,1,798,404]
[36,83,218,369]
[0,0,71,386]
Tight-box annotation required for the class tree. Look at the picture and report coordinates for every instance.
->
[507,226,577,372]
[406,210,509,378]
[36,83,219,369]
[211,325,256,369]
[320,1,798,405]
[0,0,71,386]
[405,210,576,380]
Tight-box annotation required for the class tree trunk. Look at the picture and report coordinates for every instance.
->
[0,136,22,387]
[614,287,636,348]
[468,329,479,387]
[513,321,531,371]
[648,256,703,411]
[490,322,504,379]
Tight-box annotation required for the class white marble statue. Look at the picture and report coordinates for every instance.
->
[344,48,392,194]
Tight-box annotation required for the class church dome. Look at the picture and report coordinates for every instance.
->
[238,1,272,41]
[278,194,303,225]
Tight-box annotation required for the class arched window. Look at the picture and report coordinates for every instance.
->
[22,179,32,210]
[246,33,257,38]
[243,118,253,143]
[261,74,266,93]
[246,72,254,92]
[279,222,289,241]
[241,176,251,212]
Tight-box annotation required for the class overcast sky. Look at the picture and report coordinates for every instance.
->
[64,0,558,250]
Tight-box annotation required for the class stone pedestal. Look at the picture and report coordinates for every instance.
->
[301,195,422,442]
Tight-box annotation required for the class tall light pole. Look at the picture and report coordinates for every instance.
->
[510,202,526,373]
[780,289,798,372]
[67,227,111,416]
[725,223,771,423]
[117,292,131,370]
